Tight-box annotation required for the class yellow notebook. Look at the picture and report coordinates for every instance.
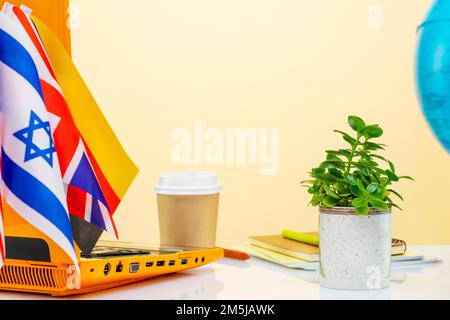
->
[249,235,319,262]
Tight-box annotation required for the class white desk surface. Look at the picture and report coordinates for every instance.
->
[0,245,449,300]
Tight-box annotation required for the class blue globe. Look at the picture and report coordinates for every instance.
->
[417,0,450,153]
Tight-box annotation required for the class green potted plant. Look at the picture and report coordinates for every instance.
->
[302,116,413,290]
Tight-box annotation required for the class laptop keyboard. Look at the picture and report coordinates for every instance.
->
[82,246,152,259]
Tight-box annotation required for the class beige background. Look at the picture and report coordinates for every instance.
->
[69,0,449,245]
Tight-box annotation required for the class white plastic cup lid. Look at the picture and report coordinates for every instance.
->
[154,170,223,195]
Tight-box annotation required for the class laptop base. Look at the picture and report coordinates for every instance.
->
[0,245,224,296]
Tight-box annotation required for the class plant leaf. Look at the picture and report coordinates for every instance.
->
[370,154,387,162]
[357,150,371,160]
[386,170,399,182]
[320,160,345,170]
[326,155,345,163]
[387,189,404,201]
[323,185,340,200]
[352,197,367,208]
[357,179,367,193]
[312,167,326,174]
[355,204,370,216]
[367,183,385,197]
[369,198,389,210]
[311,194,323,206]
[353,171,370,185]
[348,115,366,132]
[361,125,384,139]
[388,161,396,174]
[399,176,415,181]
[314,173,338,184]
[337,180,349,193]
[334,130,357,145]
[344,135,357,145]
[365,142,385,151]
[350,184,365,197]
[329,168,344,179]
[326,150,346,160]
[339,193,352,197]
[352,163,370,176]
[366,183,378,194]
[334,130,351,137]
[362,159,379,167]
[338,149,352,158]
[344,173,357,185]
[322,196,340,207]
[390,203,403,211]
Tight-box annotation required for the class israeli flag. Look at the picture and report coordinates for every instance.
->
[0,12,78,267]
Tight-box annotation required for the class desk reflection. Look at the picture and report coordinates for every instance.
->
[71,267,224,300]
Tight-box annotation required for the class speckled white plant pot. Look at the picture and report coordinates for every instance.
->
[319,207,391,290]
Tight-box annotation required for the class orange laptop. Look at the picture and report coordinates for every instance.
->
[0,209,223,297]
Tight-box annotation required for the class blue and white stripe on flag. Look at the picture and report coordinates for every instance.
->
[0,12,78,268]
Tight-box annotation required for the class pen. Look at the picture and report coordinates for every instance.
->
[282,230,320,247]
[223,248,251,261]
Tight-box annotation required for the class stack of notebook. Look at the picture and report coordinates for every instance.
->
[238,231,441,270]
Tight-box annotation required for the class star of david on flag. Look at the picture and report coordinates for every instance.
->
[14,111,56,167]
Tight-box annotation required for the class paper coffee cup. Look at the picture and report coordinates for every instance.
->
[154,170,222,248]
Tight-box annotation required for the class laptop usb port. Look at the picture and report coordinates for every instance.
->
[146,262,153,267]
[169,260,175,266]
[129,263,140,273]
[156,261,165,267]
[181,259,188,265]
